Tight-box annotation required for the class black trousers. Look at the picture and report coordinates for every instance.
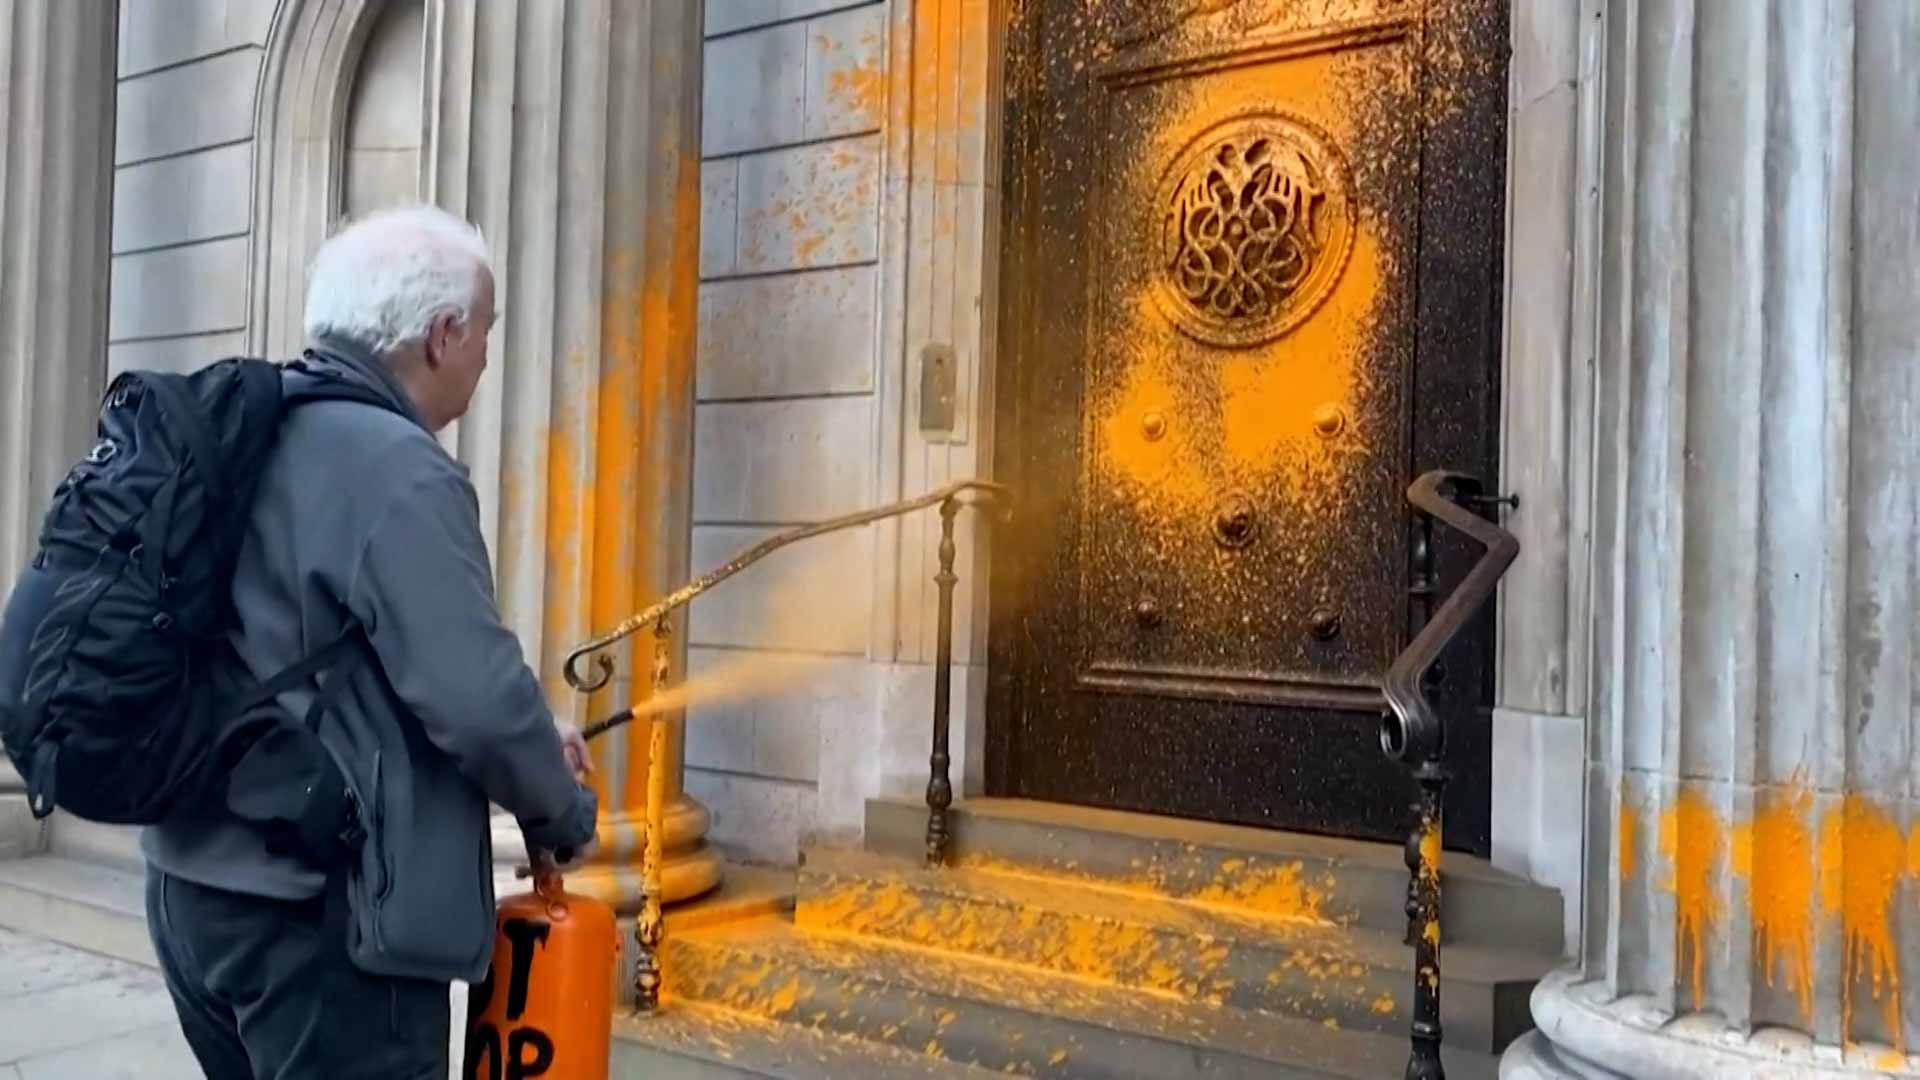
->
[145,869,450,1080]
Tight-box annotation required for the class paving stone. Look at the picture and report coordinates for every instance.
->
[0,929,128,998]
[0,948,176,1064]
[13,1023,200,1080]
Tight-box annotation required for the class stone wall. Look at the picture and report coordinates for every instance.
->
[683,0,889,863]
[107,0,276,378]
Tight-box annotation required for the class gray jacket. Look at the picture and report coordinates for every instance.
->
[142,337,599,984]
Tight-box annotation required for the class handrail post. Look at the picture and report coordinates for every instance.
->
[1380,470,1519,1080]
[632,618,671,1014]
[1403,511,1436,951]
[1407,760,1445,1080]
[926,497,960,867]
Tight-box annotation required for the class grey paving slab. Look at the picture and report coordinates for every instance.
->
[13,1022,200,1080]
[0,928,129,998]
[0,929,193,1076]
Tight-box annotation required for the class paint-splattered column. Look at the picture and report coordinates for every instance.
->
[1505,1,1920,1076]
[0,0,115,859]
[424,0,720,912]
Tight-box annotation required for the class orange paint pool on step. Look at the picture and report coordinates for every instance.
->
[1190,860,1333,925]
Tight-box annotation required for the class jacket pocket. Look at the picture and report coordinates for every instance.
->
[347,748,391,960]
[367,749,393,902]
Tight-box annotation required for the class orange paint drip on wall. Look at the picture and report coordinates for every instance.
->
[1730,785,1815,1020]
[1618,797,1638,881]
[826,60,886,130]
[593,253,648,810]
[618,148,704,814]
[1657,789,1722,1011]
[1819,794,1906,1052]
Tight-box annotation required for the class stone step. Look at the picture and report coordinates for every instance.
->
[798,845,1546,1053]
[612,1001,1008,1078]
[47,817,143,873]
[0,855,153,966]
[868,797,1563,955]
[663,915,1501,1079]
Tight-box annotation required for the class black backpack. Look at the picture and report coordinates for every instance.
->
[0,354,402,847]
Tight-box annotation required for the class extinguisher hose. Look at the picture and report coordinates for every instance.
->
[580,707,634,743]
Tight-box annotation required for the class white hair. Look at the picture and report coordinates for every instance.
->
[302,204,492,354]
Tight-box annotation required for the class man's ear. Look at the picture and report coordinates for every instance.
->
[423,311,456,369]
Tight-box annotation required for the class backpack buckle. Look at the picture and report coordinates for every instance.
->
[337,793,367,853]
[25,741,58,819]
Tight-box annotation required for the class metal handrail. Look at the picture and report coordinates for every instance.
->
[1377,469,1519,1080]
[1380,471,1519,764]
[563,479,1011,696]
[560,477,1011,1013]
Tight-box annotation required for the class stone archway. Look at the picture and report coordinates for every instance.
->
[246,0,391,359]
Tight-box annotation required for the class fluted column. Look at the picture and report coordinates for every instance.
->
[1508,1,1920,1075]
[424,0,718,910]
[0,0,116,859]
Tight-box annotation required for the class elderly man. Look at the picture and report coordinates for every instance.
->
[140,204,599,1079]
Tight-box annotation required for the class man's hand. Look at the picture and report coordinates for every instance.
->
[528,835,599,875]
[556,720,593,778]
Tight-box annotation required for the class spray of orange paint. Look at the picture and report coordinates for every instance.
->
[1657,789,1723,1011]
[1820,794,1907,1051]
[1730,783,1816,1020]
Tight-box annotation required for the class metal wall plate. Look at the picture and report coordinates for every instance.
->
[920,344,957,433]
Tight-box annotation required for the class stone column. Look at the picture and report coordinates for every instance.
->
[1506,0,1920,1075]
[424,0,719,911]
[0,0,117,859]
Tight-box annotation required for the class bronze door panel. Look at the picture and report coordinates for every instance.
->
[990,0,1506,854]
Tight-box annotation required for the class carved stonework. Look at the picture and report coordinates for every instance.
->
[1153,113,1355,347]
[1107,0,1247,48]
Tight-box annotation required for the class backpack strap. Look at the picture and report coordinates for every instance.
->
[142,375,232,499]
[300,624,370,735]
[281,354,413,420]
[242,621,369,721]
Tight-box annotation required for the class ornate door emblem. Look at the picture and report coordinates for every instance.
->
[1153,113,1355,348]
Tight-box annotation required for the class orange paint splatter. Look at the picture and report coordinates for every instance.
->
[1618,796,1639,881]
[766,979,800,1016]
[1190,861,1331,925]
[1418,822,1441,885]
[1099,359,1186,495]
[1730,784,1815,1020]
[1819,794,1906,1051]
[827,62,886,129]
[1657,789,1723,1011]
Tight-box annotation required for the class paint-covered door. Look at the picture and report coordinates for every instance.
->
[989,0,1506,853]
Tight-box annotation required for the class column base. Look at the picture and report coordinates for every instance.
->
[1510,968,1919,1079]
[490,794,724,914]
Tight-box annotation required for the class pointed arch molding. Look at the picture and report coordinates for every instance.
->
[247,0,391,358]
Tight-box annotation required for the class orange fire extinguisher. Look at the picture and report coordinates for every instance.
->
[463,867,619,1080]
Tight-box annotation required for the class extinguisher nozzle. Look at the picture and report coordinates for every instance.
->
[581,707,634,742]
